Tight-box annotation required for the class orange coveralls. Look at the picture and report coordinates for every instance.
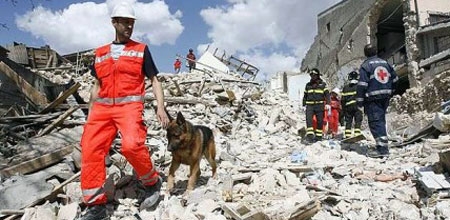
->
[80,41,159,205]
[312,97,341,137]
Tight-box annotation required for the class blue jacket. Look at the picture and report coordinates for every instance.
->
[356,56,398,107]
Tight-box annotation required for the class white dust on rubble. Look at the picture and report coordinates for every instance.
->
[20,66,450,220]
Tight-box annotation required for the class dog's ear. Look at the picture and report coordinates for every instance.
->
[176,112,185,125]
[165,108,173,121]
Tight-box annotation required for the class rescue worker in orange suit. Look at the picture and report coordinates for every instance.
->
[79,3,169,219]
[186,48,196,73]
[357,44,398,158]
[327,88,341,138]
[341,71,363,139]
[302,68,331,144]
[173,58,182,74]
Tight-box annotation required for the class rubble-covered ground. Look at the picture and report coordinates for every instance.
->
[1,66,450,220]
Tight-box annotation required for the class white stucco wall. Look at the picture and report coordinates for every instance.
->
[412,0,450,26]
[270,72,310,110]
[196,51,230,74]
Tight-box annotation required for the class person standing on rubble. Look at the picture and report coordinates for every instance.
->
[328,88,341,138]
[186,48,196,73]
[302,68,331,144]
[173,58,182,73]
[341,71,363,139]
[357,44,398,158]
[79,3,169,219]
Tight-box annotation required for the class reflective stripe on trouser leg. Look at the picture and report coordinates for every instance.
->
[375,136,388,147]
[344,110,353,138]
[315,129,323,137]
[344,129,352,138]
[81,103,118,205]
[116,102,160,186]
[305,105,315,134]
[314,106,325,138]
[82,187,106,205]
[306,127,314,135]
[354,128,361,135]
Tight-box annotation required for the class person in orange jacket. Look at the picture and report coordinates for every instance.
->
[79,3,169,219]
[327,88,342,138]
[312,88,341,139]
[173,58,181,73]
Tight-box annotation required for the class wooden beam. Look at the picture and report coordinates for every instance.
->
[288,199,321,219]
[39,82,81,114]
[37,106,79,137]
[0,145,74,178]
[0,61,49,106]
[439,149,450,174]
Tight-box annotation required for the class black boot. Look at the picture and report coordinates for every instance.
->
[302,134,315,144]
[80,204,108,220]
[367,146,389,158]
[140,177,162,210]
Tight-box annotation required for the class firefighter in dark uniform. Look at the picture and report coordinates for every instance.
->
[302,68,331,143]
[341,71,363,139]
[357,44,398,158]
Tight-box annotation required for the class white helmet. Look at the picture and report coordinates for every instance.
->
[331,87,340,96]
[111,2,136,19]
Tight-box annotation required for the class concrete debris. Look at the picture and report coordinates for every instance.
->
[1,52,450,220]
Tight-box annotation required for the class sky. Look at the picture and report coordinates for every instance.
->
[0,0,341,81]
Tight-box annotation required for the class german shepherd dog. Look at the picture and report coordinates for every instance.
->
[166,111,217,193]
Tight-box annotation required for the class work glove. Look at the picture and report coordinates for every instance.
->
[325,104,331,111]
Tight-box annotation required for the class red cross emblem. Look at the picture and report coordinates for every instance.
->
[374,66,389,84]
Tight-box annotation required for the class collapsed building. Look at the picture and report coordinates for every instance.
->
[2,3,450,219]
[301,0,450,103]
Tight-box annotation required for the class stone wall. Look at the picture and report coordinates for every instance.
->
[390,70,450,114]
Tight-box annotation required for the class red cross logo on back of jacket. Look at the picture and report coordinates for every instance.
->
[374,66,390,84]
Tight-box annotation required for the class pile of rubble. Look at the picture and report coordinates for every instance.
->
[1,65,450,220]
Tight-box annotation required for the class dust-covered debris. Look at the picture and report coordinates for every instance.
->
[1,55,450,220]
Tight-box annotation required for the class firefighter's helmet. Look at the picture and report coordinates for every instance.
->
[309,68,320,76]
[347,71,359,81]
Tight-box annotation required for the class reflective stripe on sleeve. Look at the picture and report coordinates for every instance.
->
[342,91,356,96]
[358,82,368,87]
[346,100,356,105]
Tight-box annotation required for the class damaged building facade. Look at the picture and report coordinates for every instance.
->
[301,0,450,97]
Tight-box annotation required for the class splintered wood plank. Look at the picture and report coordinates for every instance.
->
[39,82,81,114]
[37,106,79,137]
[0,61,49,106]
[0,145,74,178]
[439,149,450,174]
[289,199,321,220]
